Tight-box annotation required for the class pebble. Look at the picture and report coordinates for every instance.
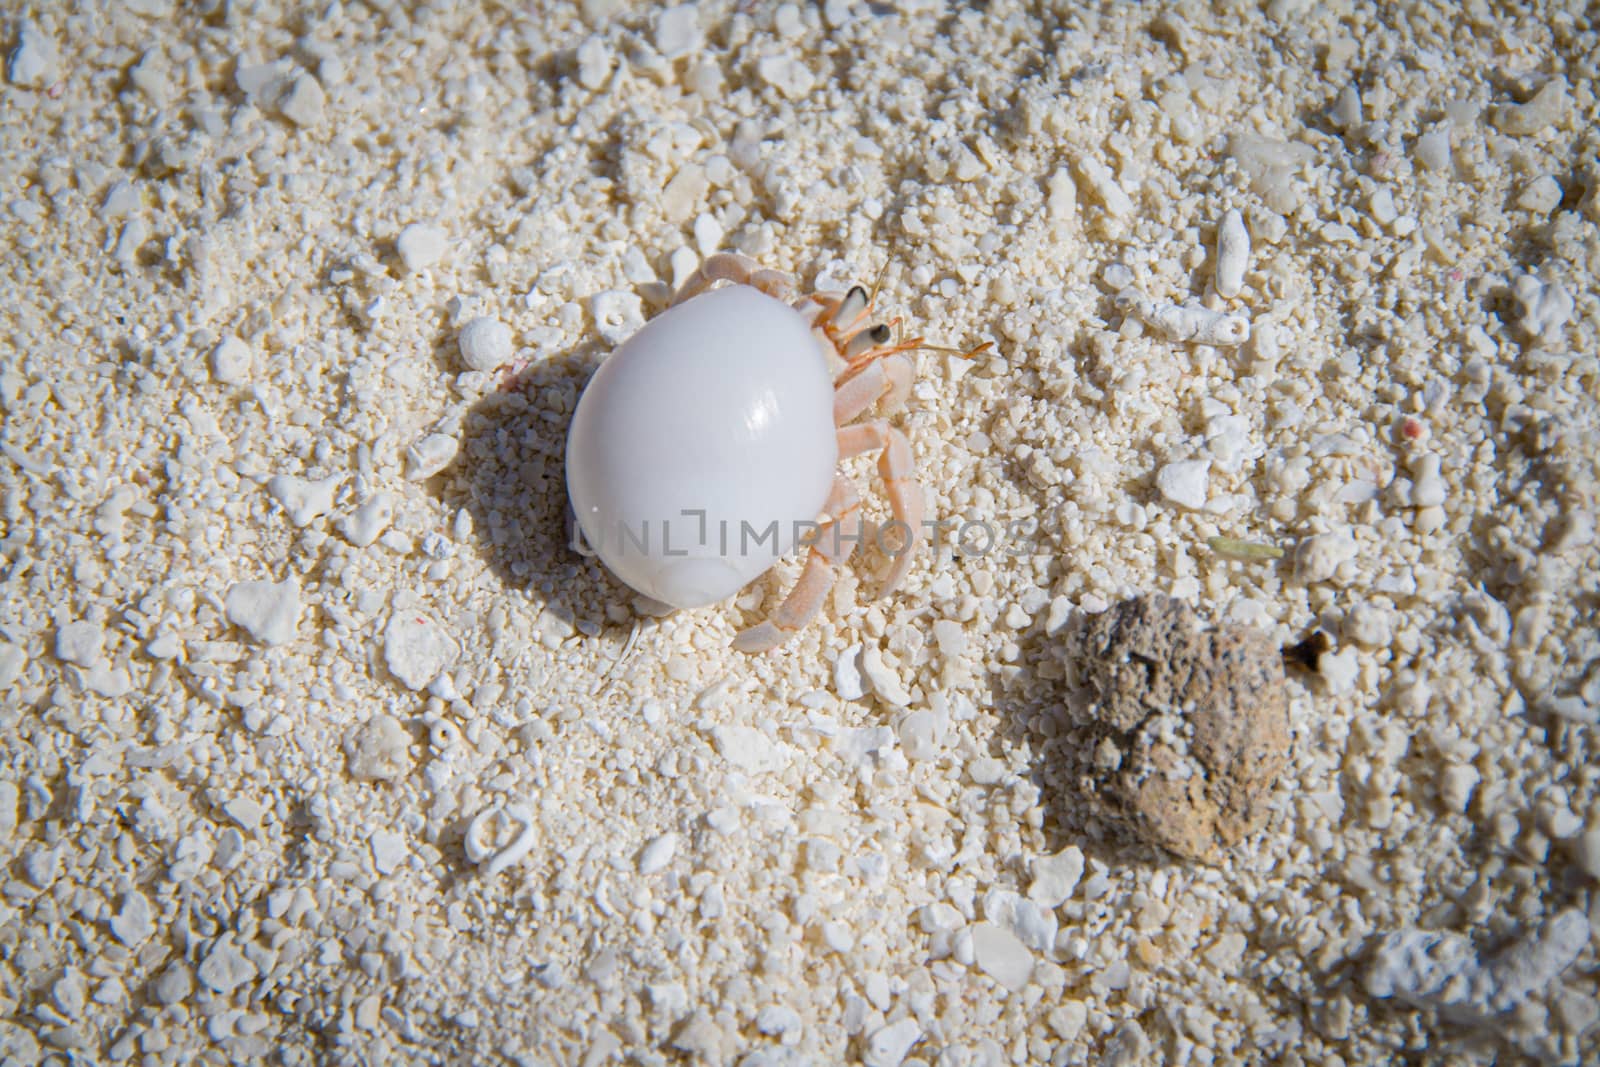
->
[457,316,513,371]
[832,726,896,768]
[236,58,292,99]
[1329,84,1363,129]
[1511,273,1573,340]
[1047,167,1077,223]
[145,630,181,659]
[405,432,459,480]
[197,935,257,995]
[346,714,412,782]
[860,644,912,705]
[756,1005,802,1039]
[654,5,702,59]
[639,832,679,874]
[1050,1002,1088,1041]
[0,642,25,688]
[7,23,59,87]
[208,335,253,384]
[53,969,86,1019]
[110,892,156,947]
[1027,846,1085,908]
[383,612,458,690]
[833,643,866,701]
[225,578,302,646]
[693,213,724,256]
[1073,155,1135,217]
[932,619,967,656]
[661,164,708,224]
[102,180,140,217]
[114,218,149,265]
[1491,76,1570,136]
[336,492,395,548]
[1318,647,1359,694]
[712,723,791,774]
[970,922,1033,991]
[1156,459,1210,510]
[1571,828,1600,881]
[370,830,407,874]
[1204,932,1248,973]
[1214,209,1248,298]
[1517,175,1562,214]
[153,963,193,1006]
[277,73,325,126]
[1409,453,1446,508]
[1295,529,1357,584]
[267,473,340,526]
[56,620,105,668]
[1440,764,1472,812]
[396,223,449,271]
[983,889,1057,953]
[1368,186,1398,225]
[862,1017,922,1067]
[1343,603,1393,647]
[895,710,941,761]
[756,54,815,101]
[1100,262,1134,291]
[969,756,1005,785]
[1413,125,1450,173]
[223,797,264,831]
[575,37,612,90]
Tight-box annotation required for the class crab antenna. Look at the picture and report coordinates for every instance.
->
[867,260,891,309]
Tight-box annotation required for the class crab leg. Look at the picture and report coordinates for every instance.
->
[833,352,914,423]
[733,476,862,653]
[672,252,794,306]
[835,420,923,595]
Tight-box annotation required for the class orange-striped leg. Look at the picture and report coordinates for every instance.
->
[673,252,794,306]
[733,476,862,653]
[835,420,923,595]
[833,351,914,423]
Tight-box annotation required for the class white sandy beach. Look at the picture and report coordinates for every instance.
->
[1,2,1597,1064]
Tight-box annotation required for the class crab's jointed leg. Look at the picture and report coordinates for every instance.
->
[672,252,794,306]
[733,476,863,653]
[833,351,914,422]
[834,420,923,596]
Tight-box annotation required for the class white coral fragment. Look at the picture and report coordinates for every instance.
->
[591,290,645,345]
[383,612,458,691]
[465,804,538,877]
[267,473,340,527]
[225,578,301,646]
[1214,209,1249,298]
[1073,155,1134,218]
[405,432,459,480]
[1511,273,1573,341]
[1365,909,1589,1023]
[1117,288,1249,346]
[1491,76,1570,137]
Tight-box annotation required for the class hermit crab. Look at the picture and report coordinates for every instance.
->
[566,253,981,651]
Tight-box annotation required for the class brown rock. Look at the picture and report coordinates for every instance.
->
[1069,595,1289,861]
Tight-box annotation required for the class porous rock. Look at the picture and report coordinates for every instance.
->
[1067,595,1288,861]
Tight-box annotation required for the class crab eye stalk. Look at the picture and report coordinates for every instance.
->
[832,286,870,327]
[843,323,893,360]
